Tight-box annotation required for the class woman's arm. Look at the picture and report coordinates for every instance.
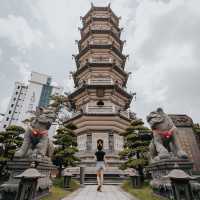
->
[94,151,97,162]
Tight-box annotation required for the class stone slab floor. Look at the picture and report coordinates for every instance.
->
[62,185,138,200]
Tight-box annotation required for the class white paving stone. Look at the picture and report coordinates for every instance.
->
[62,185,138,200]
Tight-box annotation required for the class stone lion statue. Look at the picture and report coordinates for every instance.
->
[15,107,56,159]
[147,108,188,163]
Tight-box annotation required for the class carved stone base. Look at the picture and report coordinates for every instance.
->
[146,159,193,180]
[0,160,9,185]
[146,159,194,199]
[0,158,55,200]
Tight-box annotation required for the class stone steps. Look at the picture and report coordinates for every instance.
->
[66,166,130,185]
[73,170,128,185]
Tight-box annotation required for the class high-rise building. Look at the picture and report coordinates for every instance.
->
[65,5,134,167]
[0,71,63,131]
[0,82,28,130]
[19,71,63,122]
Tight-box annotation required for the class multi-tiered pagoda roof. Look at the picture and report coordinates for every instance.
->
[65,5,135,164]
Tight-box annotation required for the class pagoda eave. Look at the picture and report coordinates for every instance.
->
[83,17,121,32]
[74,62,128,78]
[82,6,119,24]
[79,30,122,47]
[76,44,126,61]
[73,63,128,87]
[67,84,133,100]
[64,112,131,125]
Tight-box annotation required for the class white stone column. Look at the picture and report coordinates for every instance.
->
[114,134,124,151]
[77,134,87,151]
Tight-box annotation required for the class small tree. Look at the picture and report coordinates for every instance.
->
[53,123,80,176]
[0,125,25,160]
[119,118,152,181]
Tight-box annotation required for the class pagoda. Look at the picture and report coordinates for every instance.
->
[65,4,134,168]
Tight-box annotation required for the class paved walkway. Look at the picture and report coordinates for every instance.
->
[62,185,137,200]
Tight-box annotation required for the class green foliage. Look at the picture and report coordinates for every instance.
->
[122,180,165,200]
[0,125,25,160]
[41,178,79,200]
[119,118,152,173]
[50,95,70,114]
[53,124,80,172]
[49,93,79,175]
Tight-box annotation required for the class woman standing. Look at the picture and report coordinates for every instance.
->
[95,139,106,192]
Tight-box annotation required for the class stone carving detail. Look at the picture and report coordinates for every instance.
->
[15,107,55,159]
[169,114,193,127]
[147,108,188,163]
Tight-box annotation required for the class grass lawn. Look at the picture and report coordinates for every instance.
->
[41,177,79,200]
[122,180,166,200]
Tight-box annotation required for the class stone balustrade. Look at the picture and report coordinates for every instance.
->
[87,105,114,113]
[88,78,113,85]
[70,108,130,119]
[79,57,122,69]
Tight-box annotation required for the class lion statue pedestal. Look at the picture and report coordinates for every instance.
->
[0,107,56,200]
[146,108,200,199]
[146,158,193,197]
[0,158,55,200]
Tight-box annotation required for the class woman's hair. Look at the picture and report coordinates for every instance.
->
[97,139,103,150]
[97,144,103,150]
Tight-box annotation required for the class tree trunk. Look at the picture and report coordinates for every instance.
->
[136,152,144,184]
[58,164,62,177]
[138,165,144,183]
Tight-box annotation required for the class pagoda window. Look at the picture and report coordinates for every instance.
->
[97,100,104,106]
[96,89,105,97]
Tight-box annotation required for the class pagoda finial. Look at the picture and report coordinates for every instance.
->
[108,3,111,8]
[91,2,94,8]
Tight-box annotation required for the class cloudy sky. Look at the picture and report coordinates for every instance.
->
[0,0,200,123]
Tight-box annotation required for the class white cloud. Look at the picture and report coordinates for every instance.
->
[48,42,55,49]
[0,0,200,123]
[0,48,2,61]
[33,0,84,42]
[0,15,44,50]
[126,0,200,122]
[63,75,74,94]
[0,96,10,114]
[10,57,31,83]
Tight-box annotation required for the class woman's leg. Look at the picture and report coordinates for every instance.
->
[100,169,104,186]
[96,171,101,187]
